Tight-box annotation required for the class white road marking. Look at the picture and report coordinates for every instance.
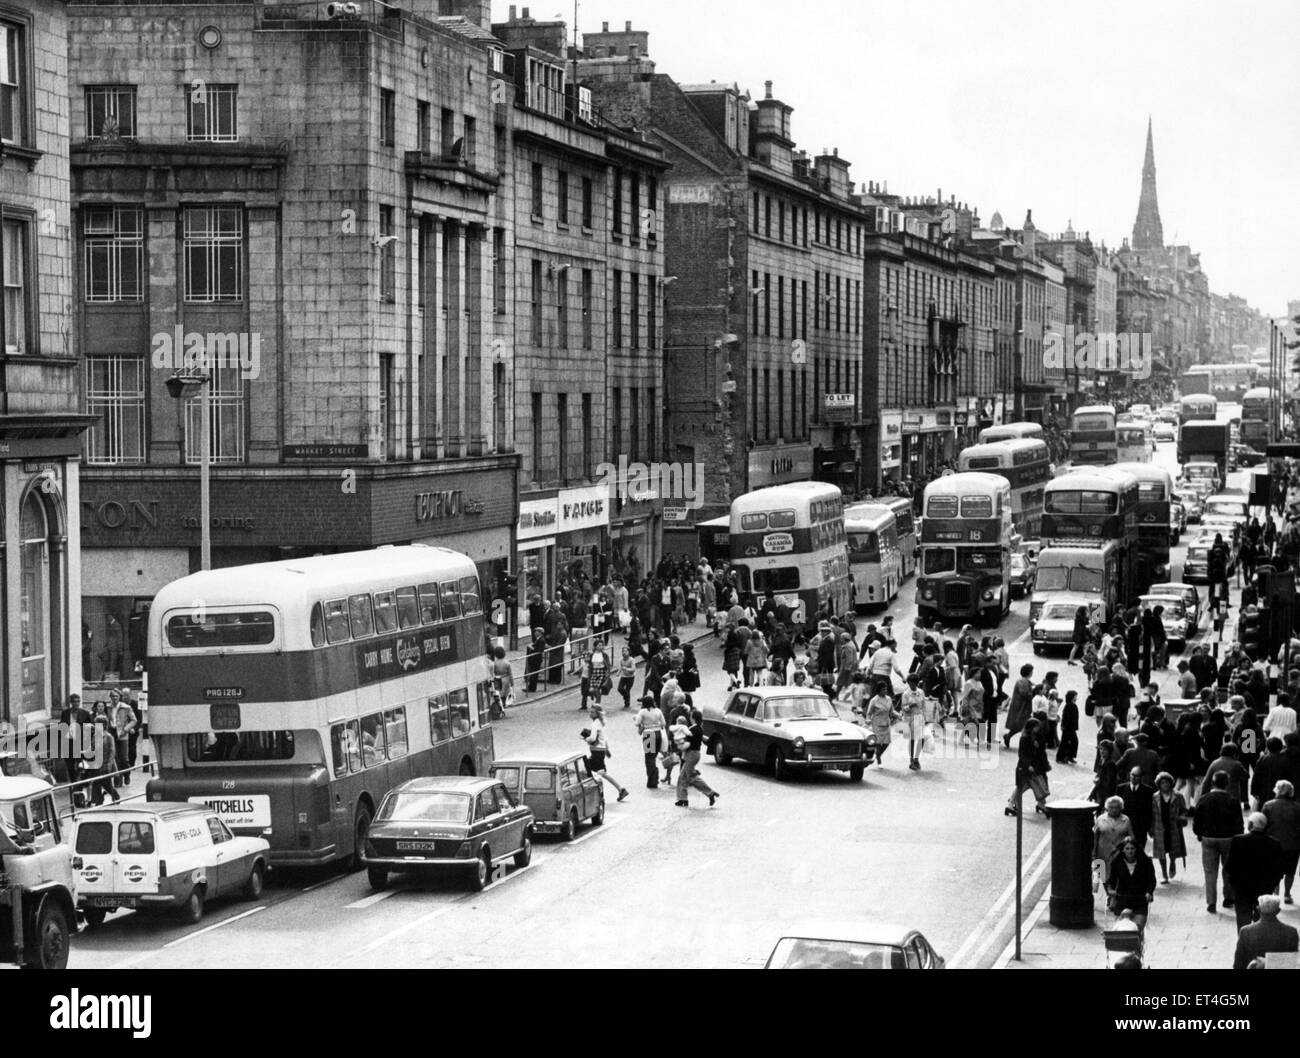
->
[346,888,399,909]
[558,813,625,848]
[164,905,266,948]
[764,817,781,827]
[109,905,268,968]
[947,829,1052,969]
[1009,627,1033,649]
[696,859,718,874]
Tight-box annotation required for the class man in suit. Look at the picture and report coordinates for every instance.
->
[1227,812,1287,932]
[1233,894,1299,968]
[1118,733,1160,786]
[1119,766,1156,852]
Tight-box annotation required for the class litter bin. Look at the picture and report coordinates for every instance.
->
[1044,798,1097,928]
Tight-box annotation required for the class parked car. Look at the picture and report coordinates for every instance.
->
[71,802,269,926]
[1009,550,1036,599]
[490,751,604,841]
[1146,582,1201,640]
[362,776,533,892]
[1230,443,1265,468]
[764,922,945,969]
[702,686,870,782]
[1152,421,1176,443]
[1175,488,1203,524]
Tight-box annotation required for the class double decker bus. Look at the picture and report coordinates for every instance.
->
[1115,420,1153,464]
[1111,462,1174,586]
[875,496,917,578]
[1179,393,1218,425]
[1240,387,1274,449]
[1068,404,1117,466]
[144,547,496,867]
[958,438,1052,540]
[844,502,902,610]
[1033,469,1141,621]
[1181,363,1258,402]
[915,472,1013,625]
[730,482,851,628]
[978,421,1045,444]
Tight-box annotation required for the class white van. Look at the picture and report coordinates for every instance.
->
[70,802,269,927]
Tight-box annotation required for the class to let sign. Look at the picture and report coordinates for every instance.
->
[824,393,856,422]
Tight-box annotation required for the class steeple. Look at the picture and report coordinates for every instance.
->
[1131,117,1164,251]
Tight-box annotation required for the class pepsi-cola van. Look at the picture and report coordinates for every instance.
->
[70,802,269,928]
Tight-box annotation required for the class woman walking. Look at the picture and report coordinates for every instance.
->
[1150,772,1188,883]
[744,627,769,687]
[581,704,630,802]
[958,664,984,745]
[1106,837,1158,933]
[1093,795,1135,865]
[1005,717,1050,816]
[1263,780,1300,904]
[1003,664,1035,749]
[616,646,637,709]
[864,682,899,767]
[635,693,666,790]
[1067,606,1090,666]
[900,674,927,771]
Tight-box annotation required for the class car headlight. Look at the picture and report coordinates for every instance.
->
[791,737,805,755]
[922,586,935,600]
[1033,629,1045,639]
[982,590,995,601]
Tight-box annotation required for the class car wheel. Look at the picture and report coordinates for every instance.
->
[242,863,264,901]
[514,831,533,869]
[180,888,205,925]
[1033,645,1043,656]
[367,866,389,891]
[591,798,606,826]
[561,808,578,841]
[346,804,372,873]
[769,746,790,781]
[470,849,492,891]
[849,762,865,782]
[81,907,107,930]
[715,736,733,766]
[25,899,70,970]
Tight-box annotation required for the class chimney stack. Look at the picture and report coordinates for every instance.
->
[765,80,773,99]
[628,43,639,59]
[601,20,608,30]
[521,7,529,19]
[625,20,631,30]
[509,4,517,19]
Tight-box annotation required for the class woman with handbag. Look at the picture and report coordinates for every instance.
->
[1005,717,1050,816]
[582,704,629,802]
[900,674,928,771]
[1150,771,1188,883]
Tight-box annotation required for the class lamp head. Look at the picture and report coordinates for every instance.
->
[165,373,207,399]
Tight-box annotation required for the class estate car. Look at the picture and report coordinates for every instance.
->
[491,751,604,840]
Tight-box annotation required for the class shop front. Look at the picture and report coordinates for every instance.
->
[516,484,611,621]
[901,408,956,481]
[3,420,93,723]
[79,460,518,689]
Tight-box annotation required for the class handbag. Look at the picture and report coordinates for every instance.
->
[661,749,680,769]
[600,675,613,696]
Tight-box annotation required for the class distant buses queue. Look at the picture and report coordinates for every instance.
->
[1068,404,1118,466]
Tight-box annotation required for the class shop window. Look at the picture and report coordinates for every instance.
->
[20,491,51,714]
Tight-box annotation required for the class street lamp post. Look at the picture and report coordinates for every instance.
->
[166,372,212,570]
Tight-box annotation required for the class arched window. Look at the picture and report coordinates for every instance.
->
[20,490,50,714]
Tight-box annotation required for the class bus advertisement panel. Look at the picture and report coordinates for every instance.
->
[730,482,851,628]
[958,438,1051,540]
[844,502,902,610]
[1068,404,1117,466]
[915,473,1012,624]
[145,546,496,867]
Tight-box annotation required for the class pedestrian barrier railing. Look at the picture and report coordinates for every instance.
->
[49,760,159,824]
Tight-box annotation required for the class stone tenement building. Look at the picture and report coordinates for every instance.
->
[66,0,665,666]
[492,7,666,601]
[0,0,93,722]
[579,25,868,529]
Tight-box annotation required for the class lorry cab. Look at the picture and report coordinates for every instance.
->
[0,775,76,968]
[490,751,605,841]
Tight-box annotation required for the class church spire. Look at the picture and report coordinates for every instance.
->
[1131,116,1164,251]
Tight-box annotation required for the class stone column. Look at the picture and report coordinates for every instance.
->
[442,219,462,456]
[422,215,442,458]
[465,223,486,456]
